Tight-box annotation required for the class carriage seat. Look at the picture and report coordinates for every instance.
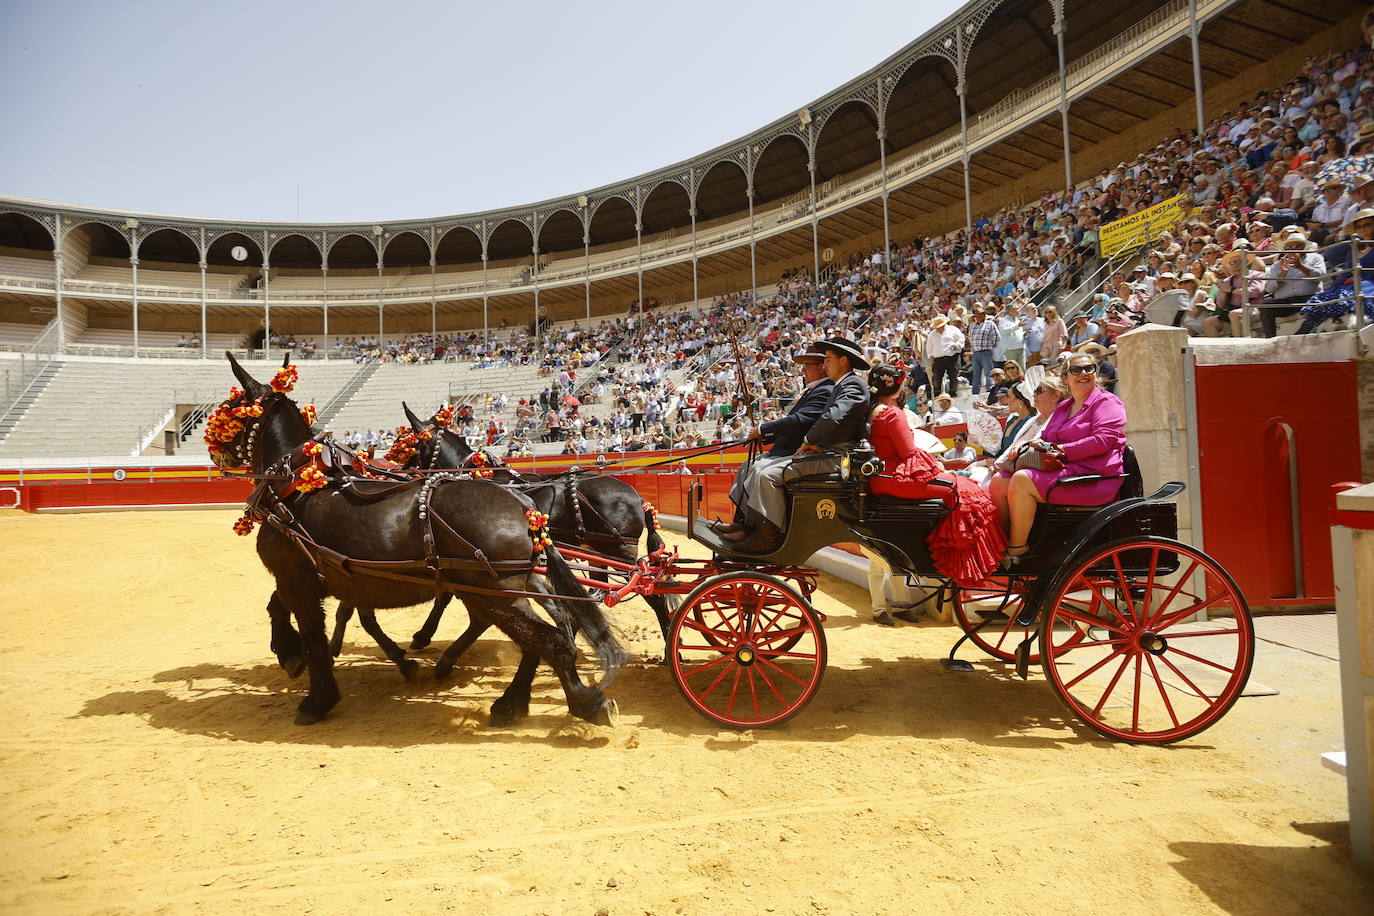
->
[1043,445,1142,505]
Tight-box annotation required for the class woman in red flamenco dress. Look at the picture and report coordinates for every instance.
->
[865,365,1006,586]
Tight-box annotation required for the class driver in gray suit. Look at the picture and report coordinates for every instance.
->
[723,337,870,553]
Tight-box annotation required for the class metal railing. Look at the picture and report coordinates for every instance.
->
[0,319,61,429]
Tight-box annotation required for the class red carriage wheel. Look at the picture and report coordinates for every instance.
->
[1039,537,1253,744]
[669,573,827,729]
[954,577,1087,663]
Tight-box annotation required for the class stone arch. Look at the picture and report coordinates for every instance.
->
[381,230,431,268]
[0,211,56,253]
[751,132,811,206]
[694,157,749,222]
[640,180,691,236]
[814,99,882,183]
[486,218,534,263]
[536,208,585,256]
[138,227,200,265]
[267,232,323,268]
[205,231,263,268]
[325,233,379,270]
[435,225,483,266]
[587,197,636,247]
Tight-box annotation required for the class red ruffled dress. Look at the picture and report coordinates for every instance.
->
[868,405,1007,585]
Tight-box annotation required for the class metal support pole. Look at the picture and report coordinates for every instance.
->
[690,205,699,309]
[199,257,208,360]
[481,251,489,347]
[957,26,973,235]
[748,188,757,306]
[809,164,820,281]
[1055,13,1073,188]
[533,241,541,335]
[583,231,591,327]
[376,259,384,346]
[322,266,329,360]
[636,221,644,317]
[53,215,65,350]
[430,255,437,344]
[130,243,140,356]
[878,128,891,273]
[1189,0,1206,138]
[262,263,271,357]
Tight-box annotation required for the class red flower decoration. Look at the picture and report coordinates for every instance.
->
[300,404,318,426]
[232,514,256,536]
[271,365,299,393]
[295,465,328,493]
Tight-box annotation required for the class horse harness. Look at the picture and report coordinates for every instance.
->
[241,435,587,604]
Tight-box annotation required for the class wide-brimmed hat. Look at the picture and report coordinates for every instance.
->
[931,315,948,329]
[1348,207,1374,224]
[1078,342,1110,358]
[791,341,828,364]
[818,337,870,370]
[934,393,954,405]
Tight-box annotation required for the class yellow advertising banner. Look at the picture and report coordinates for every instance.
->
[1097,194,1189,258]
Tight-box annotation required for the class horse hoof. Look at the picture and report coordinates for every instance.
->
[329,643,343,658]
[409,635,432,651]
[586,698,619,728]
[489,700,530,727]
[434,661,453,681]
[399,659,420,682]
[280,656,306,679]
[294,706,327,726]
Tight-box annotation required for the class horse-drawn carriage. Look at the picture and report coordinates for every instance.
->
[214,355,1252,745]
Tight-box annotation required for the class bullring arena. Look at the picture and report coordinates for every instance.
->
[5,0,1374,912]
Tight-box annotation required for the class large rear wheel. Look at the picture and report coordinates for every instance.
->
[1039,537,1253,744]
[669,573,827,729]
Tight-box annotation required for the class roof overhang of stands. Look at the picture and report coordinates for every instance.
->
[0,0,1363,274]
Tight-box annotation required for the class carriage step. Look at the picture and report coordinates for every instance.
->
[940,657,976,672]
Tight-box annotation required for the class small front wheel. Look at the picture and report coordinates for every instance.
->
[1039,537,1253,744]
[669,573,827,729]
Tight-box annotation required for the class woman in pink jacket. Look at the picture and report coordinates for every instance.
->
[999,351,1128,563]
[1040,304,1068,361]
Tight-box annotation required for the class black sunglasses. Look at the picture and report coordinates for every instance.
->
[1067,364,1098,376]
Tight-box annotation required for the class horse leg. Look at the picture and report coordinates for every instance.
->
[473,595,617,727]
[277,584,340,725]
[266,591,305,679]
[434,610,493,681]
[330,603,354,657]
[489,650,539,726]
[409,593,451,650]
[356,608,420,682]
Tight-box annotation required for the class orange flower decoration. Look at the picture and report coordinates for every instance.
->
[302,442,323,457]
[524,508,553,551]
[295,465,328,493]
[300,404,318,426]
[232,514,256,536]
[434,405,455,426]
[271,364,299,393]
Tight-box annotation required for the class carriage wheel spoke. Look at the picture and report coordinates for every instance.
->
[1145,560,1200,628]
[1160,628,1241,639]
[1166,645,1237,676]
[683,654,733,677]
[1152,591,1230,632]
[1157,652,1217,702]
[756,653,809,687]
[1145,652,1180,729]
[757,649,817,660]
[698,657,737,701]
[747,666,760,719]
[1065,644,1127,690]
[677,644,735,654]
[1056,606,1128,635]
[755,623,807,646]
[1113,555,1138,622]
[1081,578,1133,628]
[1141,547,1160,620]
[1131,654,1143,733]
[753,662,788,707]
[725,665,744,717]
[1091,652,1133,718]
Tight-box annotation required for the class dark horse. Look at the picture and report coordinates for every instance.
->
[209,353,623,726]
[330,402,675,679]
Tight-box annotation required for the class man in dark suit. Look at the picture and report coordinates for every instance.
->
[719,343,834,532]
[725,337,870,552]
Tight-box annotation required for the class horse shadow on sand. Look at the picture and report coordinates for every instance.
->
[72,617,1221,752]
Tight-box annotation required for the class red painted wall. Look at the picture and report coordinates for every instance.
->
[1195,361,1360,604]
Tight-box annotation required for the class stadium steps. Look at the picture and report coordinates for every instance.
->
[315,359,381,431]
[0,361,64,444]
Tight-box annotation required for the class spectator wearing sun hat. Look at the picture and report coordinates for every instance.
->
[1260,230,1326,336]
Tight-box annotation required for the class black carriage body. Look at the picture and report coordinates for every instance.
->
[692,447,1180,590]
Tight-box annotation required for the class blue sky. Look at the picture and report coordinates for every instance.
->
[1,0,962,222]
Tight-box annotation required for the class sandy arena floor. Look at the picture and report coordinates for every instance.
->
[0,508,1370,914]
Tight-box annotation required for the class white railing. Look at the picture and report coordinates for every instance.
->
[0,319,61,426]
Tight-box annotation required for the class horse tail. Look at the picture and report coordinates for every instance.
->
[643,503,665,554]
[542,543,626,687]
